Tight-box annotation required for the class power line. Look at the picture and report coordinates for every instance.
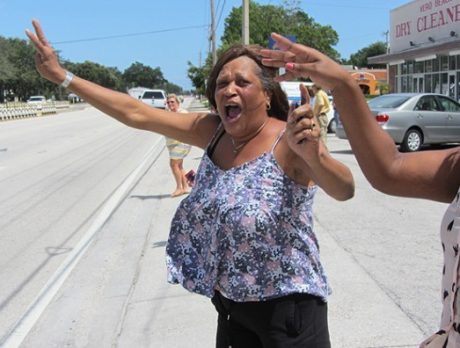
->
[51,24,208,45]
[216,0,227,30]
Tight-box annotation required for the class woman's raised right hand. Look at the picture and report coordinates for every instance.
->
[25,19,67,85]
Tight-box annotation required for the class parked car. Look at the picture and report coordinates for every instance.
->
[127,87,167,109]
[27,95,46,104]
[26,95,47,110]
[335,93,460,152]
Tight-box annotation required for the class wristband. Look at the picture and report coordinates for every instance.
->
[60,71,74,88]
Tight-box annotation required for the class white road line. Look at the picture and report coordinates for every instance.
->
[0,138,164,348]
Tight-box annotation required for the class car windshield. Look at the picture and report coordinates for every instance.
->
[28,96,45,101]
[142,91,164,99]
[368,95,411,109]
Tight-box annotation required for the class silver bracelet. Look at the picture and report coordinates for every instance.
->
[60,71,74,88]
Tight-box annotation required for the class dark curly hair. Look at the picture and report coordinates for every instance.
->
[205,44,289,121]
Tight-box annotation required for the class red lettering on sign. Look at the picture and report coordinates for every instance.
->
[417,5,460,32]
[396,21,412,37]
[447,4,460,21]
[431,12,438,28]
[435,0,452,7]
[420,2,433,12]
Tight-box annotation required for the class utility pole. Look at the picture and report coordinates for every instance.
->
[210,0,217,66]
[384,30,390,53]
[242,0,249,44]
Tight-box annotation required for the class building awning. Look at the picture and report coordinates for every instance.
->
[368,38,460,64]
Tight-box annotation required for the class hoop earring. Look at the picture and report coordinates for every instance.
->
[266,102,271,111]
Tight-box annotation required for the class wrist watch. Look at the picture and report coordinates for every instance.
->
[60,71,74,88]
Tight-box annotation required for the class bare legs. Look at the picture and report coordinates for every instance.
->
[170,159,189,197]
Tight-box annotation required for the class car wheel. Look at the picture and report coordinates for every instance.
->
[400,129,423,152]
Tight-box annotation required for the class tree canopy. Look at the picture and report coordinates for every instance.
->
[188,0,340,95]
[221,1,339,59]
[122,62,166,90]
[343,41,388,69]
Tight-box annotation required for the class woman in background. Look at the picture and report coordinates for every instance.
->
[165,94,192,197]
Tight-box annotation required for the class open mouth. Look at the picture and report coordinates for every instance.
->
[224,105,242,121]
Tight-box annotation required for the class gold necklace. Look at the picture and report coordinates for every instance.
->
[230,120,268,154]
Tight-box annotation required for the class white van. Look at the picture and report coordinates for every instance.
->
[128,87,167,109]
[280,81,336,133]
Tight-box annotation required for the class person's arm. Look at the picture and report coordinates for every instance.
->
[261,32,460,203]
[302,143,355,201]
[332,79,460,202]
[25,19,216,149]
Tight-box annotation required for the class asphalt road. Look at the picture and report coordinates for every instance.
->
[0,104,167,347]
[0,100,448,347]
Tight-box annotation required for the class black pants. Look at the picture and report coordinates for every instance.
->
[211,291,331,348]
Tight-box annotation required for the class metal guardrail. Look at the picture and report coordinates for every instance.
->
[0,101,70,121]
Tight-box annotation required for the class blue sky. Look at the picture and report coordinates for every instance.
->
[0,0,408,90]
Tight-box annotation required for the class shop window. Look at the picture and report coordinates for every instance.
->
[402,62,408,75]
[441,73,448,94]
[449,56,456,71]
[441,56,449,71]
[425,74,432,93]
[407,61,414,74]
[426,60,432,73]
[401,75,408,92]
[457,72,460,102]
[412,76,424,93]
[433,58,440,72]
[448,74,456,99]
[415,61,424,73]
[433,73,440,93]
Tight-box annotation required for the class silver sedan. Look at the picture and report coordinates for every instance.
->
[335,93,460,152]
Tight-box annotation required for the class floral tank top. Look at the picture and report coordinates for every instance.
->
[420,187,460,348]
[166,129,330,302]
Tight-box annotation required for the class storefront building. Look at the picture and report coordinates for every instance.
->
[368,0,460,101]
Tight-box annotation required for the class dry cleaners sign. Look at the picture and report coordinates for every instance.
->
[390,0,460,53]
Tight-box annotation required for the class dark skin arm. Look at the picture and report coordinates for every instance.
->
[261,32,460,203]
[25,19,217,149]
